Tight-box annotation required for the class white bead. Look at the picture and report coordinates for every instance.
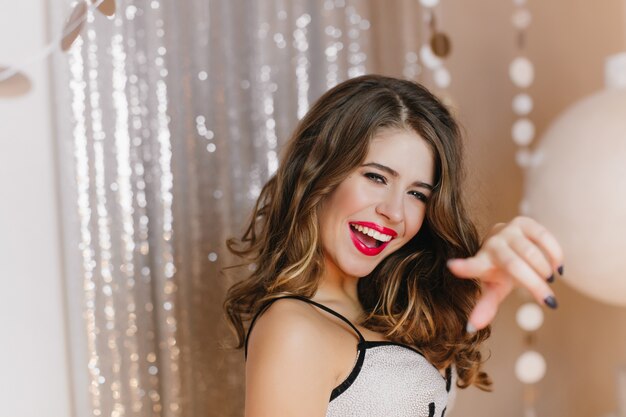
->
[419,0,440,7]
[420,44,442,70]
[531,149,545,167]
[512,9,532,29]
[434,67,451,88]
[515,351,547,384]
[510,56,535,88]
[515,148,533,168]
[513,93,534,115]
[512,118,535,146]
[516,302,544,331]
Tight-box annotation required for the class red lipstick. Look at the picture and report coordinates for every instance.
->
[348,221,397,257]
[351,221,398,238]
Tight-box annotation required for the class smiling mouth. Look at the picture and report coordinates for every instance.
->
[350,224,384,248]
[347,223,397,257]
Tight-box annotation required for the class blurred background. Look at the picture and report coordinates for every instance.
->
[1,1,626,417]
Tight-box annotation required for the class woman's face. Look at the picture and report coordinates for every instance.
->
[319,127,435,279]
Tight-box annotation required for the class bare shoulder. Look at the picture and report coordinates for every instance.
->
[246,298,332,360]
[245,298,336,417]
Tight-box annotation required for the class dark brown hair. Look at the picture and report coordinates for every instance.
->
[223,74,492,390]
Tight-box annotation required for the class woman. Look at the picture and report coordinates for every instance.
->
[223,74,562,417]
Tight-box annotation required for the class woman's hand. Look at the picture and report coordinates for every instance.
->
[446,216,564,333]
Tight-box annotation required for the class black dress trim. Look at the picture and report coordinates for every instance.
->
[329,342,367,401]
[244,295,365,359]
[243,295,452,403]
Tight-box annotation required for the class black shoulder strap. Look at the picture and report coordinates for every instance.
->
[244,295,365,360]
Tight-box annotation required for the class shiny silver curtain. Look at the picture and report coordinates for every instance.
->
[51,1,425,416]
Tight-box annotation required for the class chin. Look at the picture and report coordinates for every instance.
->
[338,258,379,279]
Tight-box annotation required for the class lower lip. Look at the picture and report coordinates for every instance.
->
[349,225,391,256]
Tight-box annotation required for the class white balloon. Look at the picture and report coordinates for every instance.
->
[512,118,535,146]
[510,57,535,88]
[516,303,544,331]
[524,88,626,306]
[515,351,547,384]
[513,93,533,115]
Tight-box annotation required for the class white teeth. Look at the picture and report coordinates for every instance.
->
[351,224,393,242]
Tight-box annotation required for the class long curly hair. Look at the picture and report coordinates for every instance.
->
[223,74,492,390]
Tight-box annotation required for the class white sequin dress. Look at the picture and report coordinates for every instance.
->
[245,295,457,417]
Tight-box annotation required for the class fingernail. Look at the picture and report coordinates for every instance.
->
[557,265,564,275]
[544,295,558,309]
[466,322,477,334]
[547,274,555,284]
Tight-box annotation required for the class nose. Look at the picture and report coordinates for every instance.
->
[375,192,404,224]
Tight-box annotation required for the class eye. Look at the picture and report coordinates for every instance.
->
[364,172,387,184]
[409,190,428,203]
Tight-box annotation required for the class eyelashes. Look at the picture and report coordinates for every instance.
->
[363,172,428,202]
[364,172,386,184]
[409,190,428,203]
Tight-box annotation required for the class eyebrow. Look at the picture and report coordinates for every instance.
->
[362,162,434,190]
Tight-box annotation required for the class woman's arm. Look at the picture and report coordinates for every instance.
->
[245,298,337,417]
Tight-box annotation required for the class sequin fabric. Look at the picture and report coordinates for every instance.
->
[326,343,456,417]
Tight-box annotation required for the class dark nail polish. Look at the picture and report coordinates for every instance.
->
[557,265,564,275]
[544,295,558,309]
[547,274,555,283]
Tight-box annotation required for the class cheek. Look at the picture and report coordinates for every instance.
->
[319,181,362,238]
[331,177,369,213]
[404,206,427,240]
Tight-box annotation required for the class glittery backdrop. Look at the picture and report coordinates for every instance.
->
[50,1,428,416]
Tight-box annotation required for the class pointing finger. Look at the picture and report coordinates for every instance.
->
[446,252,493,279]
[466,286,499,332]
